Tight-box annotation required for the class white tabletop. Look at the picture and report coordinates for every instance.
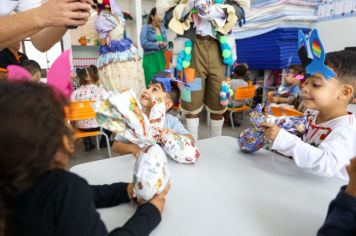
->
[71,136,346,236]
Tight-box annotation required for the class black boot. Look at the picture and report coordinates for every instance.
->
[83,137,95,152]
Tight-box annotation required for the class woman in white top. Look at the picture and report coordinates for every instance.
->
[0,0,93,52]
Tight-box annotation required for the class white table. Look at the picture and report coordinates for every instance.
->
[71,136,346,236]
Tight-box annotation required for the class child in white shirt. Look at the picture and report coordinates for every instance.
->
[262,50,356,180]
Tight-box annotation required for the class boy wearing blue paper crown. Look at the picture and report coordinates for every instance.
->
[261,30,356,180]
[113,71,194,156]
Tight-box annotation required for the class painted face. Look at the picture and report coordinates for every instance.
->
[139,83,166,109]
[301,74,343,111]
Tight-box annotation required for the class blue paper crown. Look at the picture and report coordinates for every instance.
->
[153,69,188,93]
[298,29,336,80]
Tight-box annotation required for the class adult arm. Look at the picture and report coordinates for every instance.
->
[0,0,92,51]
[140,25,160,51]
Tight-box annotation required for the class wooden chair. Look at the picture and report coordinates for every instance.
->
[65,101,112,158]
[228,85,257,129]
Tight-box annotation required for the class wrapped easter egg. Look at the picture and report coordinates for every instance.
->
[238,127,265,153]
[160,133,200,164]
[133,144,169,201]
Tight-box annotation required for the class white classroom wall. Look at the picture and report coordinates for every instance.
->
[313,17,356,52]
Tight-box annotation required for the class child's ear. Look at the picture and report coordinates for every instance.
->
[50,135,75,170]
[165,96,174,110]
[62,135,75,155]
[340,84,354,101]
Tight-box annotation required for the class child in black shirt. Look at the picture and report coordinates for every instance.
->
[0,80,170,236]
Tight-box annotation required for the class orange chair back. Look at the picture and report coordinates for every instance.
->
[234,85,256,101]
[65,101,96,121]
[270,105,304,117]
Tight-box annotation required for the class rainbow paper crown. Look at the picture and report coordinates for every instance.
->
[298,29,336,80]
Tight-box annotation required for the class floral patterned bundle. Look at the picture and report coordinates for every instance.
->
[160,133,200,164]
[95,90,200,199]
[133,144,169,201]
[238,104,308,153]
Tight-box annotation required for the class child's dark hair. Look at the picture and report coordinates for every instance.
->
[234,64,247,77]
[76,67,91,86]
[325,50,356,97]
[148,7,157,24]
[21,60,41,76]
[88,65,99,84]
[152,72,180,111]
[288,64,304,75]
[0,80,69,236]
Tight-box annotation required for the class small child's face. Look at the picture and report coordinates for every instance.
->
[285,69,300,86]
[139,83,168,110]
[301,74,344,111]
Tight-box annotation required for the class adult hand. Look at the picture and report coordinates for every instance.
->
[158,41,167,49]
[150,181,171,214]
[259,122,281,143]
[37,0,93,28]
[346,157,356,198]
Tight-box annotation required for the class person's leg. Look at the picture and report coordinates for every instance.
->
[204,40,227,137]
[79,128,99,151]
[100,129,113,148]
[180,39,208,140]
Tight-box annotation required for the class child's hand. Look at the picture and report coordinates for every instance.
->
[259,122,281,143]
[150,181,171,214]
[161,129,174,137]
[272,97,280,103]
[346,157,356,197]
[127,183,136,199]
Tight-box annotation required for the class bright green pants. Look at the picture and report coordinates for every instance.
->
[143,50,166,88]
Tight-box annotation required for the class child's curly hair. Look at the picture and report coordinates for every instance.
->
[0,80,70,236]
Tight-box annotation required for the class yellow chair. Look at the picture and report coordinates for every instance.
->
[65,101,112,158]
[228,85,257,129]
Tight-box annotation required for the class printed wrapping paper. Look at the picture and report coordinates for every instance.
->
[108,90,152,148]
[148,98,166,140]
[238,103,308,153]
[95,99,127,133]
[133,144,170,201]
[160,133,200,164]
[95,90,201,163]
[238,127,265,153]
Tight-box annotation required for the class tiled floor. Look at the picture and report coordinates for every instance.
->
[69,110,250,167]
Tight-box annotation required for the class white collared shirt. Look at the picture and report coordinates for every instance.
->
[0,0,41,16]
